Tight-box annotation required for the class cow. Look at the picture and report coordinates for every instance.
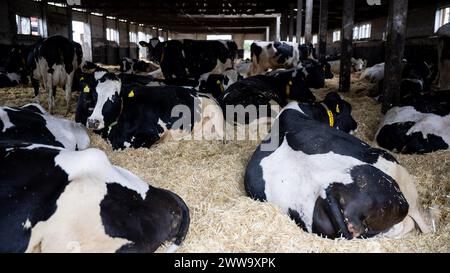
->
[249,41,301,76]
[119,57,159,74]
[376,91,450,154]
[372,61,434,102]
[360,62,385,83]
[0,103,89,150]
[138,38,238,81]
[27,35,83,113]
[0,72,23,88]
[437,23,450,90]
[196,69,241,100]
[0,144,190,253]
[328,58,367,74]
[244,101,430,239]
[75,72,224,150]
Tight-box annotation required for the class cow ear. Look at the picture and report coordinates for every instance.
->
[139,41,150,47]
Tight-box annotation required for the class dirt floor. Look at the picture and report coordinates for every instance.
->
[1,73,449,253]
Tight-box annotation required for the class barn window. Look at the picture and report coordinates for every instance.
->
[16,15,43,36]
[435,6,450,32]
[129,32,138,43]
[206,34,232,40]
[353,23,371,40]
[333,30,341,42]
[243,40,254,60]
[106,28,119,43]
[312,34,318,45]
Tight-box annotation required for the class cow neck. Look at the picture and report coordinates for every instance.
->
[320,103,335,127]
[108,99,123,130]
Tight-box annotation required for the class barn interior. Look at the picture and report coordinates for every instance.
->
[0,0,449,253]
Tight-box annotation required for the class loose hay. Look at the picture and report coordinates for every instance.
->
[1,74,449,252]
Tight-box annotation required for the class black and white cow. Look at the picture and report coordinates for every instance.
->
[437,23,450,90]
[376,91,450,154]
[328,58,367,74]
[250,41,301,76]
[139,38,238,81]
[245,102,429,239]
[0,144,190,252]
[0,45,31,87]
[75,72,224,150]
[0,103,89,150]
[119,57,159,74]
[27,35,83,113]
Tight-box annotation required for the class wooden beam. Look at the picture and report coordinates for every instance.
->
[339,0,354,92]
[382,0,409,113]
[304,0,313,43]
[296,0,303,42]
[318,0,328,60]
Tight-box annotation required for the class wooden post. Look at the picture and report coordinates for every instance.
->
[41,1,48,37]
[296,0,303,43]
[281,10,289,41]
[304,0,313,43]
[67,7,73,41]
[6,0,17,44]
[339,0,355,92]
[289,4,295,42]
[318,0,328,60]
[382,0,409,113]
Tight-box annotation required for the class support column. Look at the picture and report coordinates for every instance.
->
[266,26,270,41]
[102,16,107,64]
[289,3,295,42]
[126,22,132,57]
[339,0,355,92]
[318,0,329,60]
[296,0,303,43]
[304,0,313,43]
[281,10,289,41]
[67,7,73,41]
[382,0,409,113]
[275,16,281,42]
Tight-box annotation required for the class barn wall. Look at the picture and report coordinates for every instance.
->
[46,6,69,37]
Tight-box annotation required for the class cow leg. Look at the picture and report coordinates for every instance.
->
[45,72,55,113]
[64,73,74,115]
[325,190,353,239]
[31,78,41,103]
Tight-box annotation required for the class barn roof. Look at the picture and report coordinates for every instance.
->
[51,0,441,34]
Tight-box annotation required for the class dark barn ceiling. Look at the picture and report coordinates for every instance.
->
[53,0,442,34]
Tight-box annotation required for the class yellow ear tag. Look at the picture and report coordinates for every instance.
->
[83,85,90,93]
[128,90,135,98]
[336,104,340,113]
[216,80,225,93]
[80,77,84,81]
[288,80,293,86]
[327,110,335,127]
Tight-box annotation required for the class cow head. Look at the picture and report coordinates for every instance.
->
[302,59,333,89]
[76,72,123,130]
[199,69,241,98]
[320,92,357,133]
[352,58,367,72]
[119,57,134,74]
[270,68,316,103]
[299,43,317,61]
[139,38,163,64]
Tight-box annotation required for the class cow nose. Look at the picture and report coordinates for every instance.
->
[87,118,100,130]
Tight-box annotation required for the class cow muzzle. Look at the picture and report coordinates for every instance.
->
[87,118,101,130]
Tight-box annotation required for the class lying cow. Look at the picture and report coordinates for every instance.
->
[437,23,450,90]
[376,92,450,154]
[119,57,159,74]
[328,58,367,74]
[245,101,429,239]
[139,38,237,80]
[0,72,23,88]
[27,35,83,113]
[76,72,224,150]
[0,144,190,252]
[0,103,89,150]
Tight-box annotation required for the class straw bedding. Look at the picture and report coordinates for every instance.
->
[0,72,448,253]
